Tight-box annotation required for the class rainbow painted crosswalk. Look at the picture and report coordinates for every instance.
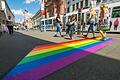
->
[3,37,113,80]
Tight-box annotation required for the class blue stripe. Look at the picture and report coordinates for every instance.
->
[6,38,112,77]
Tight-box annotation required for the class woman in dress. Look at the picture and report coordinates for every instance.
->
[98,4,110,40]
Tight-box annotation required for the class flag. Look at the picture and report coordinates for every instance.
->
[40,0,45,14]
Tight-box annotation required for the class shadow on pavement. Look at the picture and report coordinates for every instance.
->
[2,37,120,80]
[0,32,54,79]
[1,32,120,80]
[41,54,120,80]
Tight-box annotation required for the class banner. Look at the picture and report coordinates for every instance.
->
[40,0,45,14]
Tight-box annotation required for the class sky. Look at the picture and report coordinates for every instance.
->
[6,0,41,23]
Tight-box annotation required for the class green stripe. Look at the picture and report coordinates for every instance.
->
[18,40,100,65]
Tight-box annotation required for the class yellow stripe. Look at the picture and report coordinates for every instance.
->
[26,39,100,57]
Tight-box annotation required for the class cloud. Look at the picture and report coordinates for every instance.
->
[12,9,23,16]
[12,9,33,23]
[11,9,33,17]
[26,12,33,17]
[25,0,36,4]
[24,0,41,4]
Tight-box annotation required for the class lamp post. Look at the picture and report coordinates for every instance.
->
[23,9,28,30]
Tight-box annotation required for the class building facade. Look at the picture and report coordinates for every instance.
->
[66,0,120,14]
[66,0,101,13]
[32,0,120,30]
[31,10,41,29]
[66,0,120,20]
[0,0,15,24]
[66,0,83,13]
[44,0,66,18]
[32,0,66,29]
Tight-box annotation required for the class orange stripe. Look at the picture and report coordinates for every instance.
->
[32,36,101,52]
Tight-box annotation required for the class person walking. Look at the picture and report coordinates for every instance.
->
[98,4,110,40]
[2,20,8,33]
[54,15,63,37]
[25,19,29,31]
[74,19,78,34]
[81,21,86,35]
[114,19,119,30]
[66,17,71,36]
[7,16,14,35]
[69,15,76,40]
[84,8,97,38]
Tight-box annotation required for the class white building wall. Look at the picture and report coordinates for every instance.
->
[0,0,14,22]
[1,1,5,10]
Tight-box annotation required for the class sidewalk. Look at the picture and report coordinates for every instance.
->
[18,30,120,61]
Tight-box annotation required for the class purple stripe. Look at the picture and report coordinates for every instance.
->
[3,39,113,80]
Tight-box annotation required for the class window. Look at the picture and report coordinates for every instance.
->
[81,1,83,8]
[48,19,52,24]
[41,21,44,25]
[73,4,75,11]
[112,6,120,18]
[67,7,70,13]
[67,1,70,4]
[85,0,88,7]
[76,2,79,10]
[45,20,48,24]
[102,0,108,3]
[97,0,101,3]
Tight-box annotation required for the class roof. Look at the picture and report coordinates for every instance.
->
[4,0,15,18]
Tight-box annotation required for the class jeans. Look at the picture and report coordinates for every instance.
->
[56,23,62,35]
[88,23,96,33]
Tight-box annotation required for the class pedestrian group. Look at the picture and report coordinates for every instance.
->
[0,16,14,37]
[54,3,116,41]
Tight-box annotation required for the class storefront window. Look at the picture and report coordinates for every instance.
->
[112,6,120,18]
[67,7,70,13]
